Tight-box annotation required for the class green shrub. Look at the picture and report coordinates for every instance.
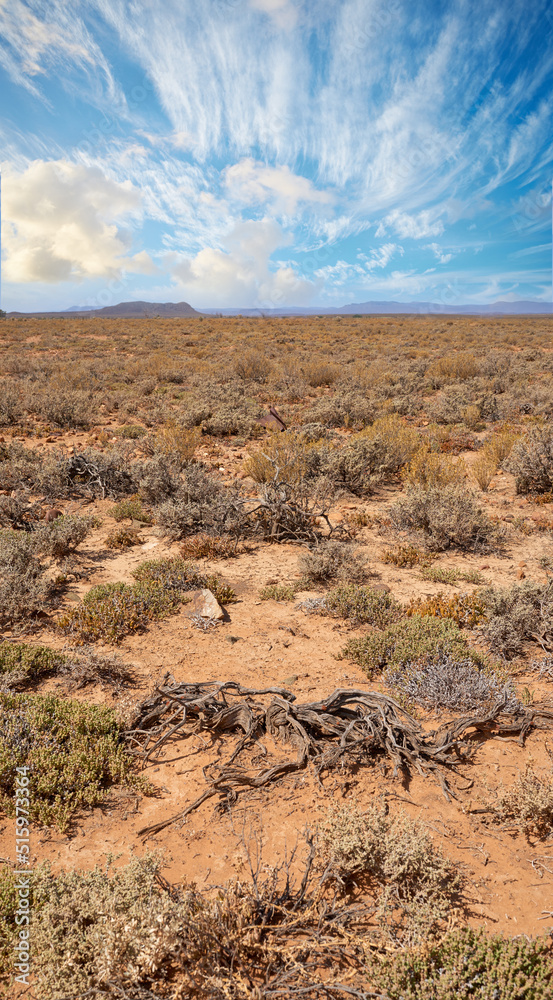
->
[0,643,66,689]
[114,424,147,439]
[389,485,496,551]
[10,854,171,999]
[133,556,236,606]
[420,564,485,586]
[339,615,473,677]
[373,927,553,999]
[109,496,153,523]
[312,584,403,627]
[259,583,301,601]
[57,580,181,644]
[0,693,146,830]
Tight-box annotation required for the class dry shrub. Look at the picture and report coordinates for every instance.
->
[385,653,514,712]
[389,485,496,552]
[233,349,274,382]
[150,419,200,468]
[31,384,94,429]
[35,513,97,559]
[486,426,520,464]
[243,431,311,484]
[0,378,23,425]
[320,803,461,940]
[478,580,553,659]
[0,530,53,626]
[484,765,553,838]
[505,424,553,493]
[462,403,482,430]
[259,582,301,601]
[298,540,370,584]
[155,466,245,540]
[428,351,479,381]
[407,590,488,627]
[179,532,239,559]
[382,544,431,567]
[303,359,339,386]
[135,454,182,503]
[327,415,420,495]
[470,449,498,491]
[358,414,420,471]
[105,526,142,549]
[402,447,465,488]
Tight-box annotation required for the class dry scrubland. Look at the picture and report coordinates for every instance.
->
[1,313,553,997]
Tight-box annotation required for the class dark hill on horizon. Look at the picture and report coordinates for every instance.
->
[5,298,551,319]
[7,300,202,319]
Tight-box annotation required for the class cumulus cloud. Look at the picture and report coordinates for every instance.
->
[224,158,332,214]
[168,218,316,307]
[2,159,154,283]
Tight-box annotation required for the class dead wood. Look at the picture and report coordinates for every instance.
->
[129,679,550,839]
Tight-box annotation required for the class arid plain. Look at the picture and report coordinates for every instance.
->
[1,313,553,998]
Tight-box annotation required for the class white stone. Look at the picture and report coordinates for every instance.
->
[188,589,224,620]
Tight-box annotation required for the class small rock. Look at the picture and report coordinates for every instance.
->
[370,583,391,593]
[479,564,490,570]
[188,589,224,620]
[141,541,159,551]
[282,674,298,686]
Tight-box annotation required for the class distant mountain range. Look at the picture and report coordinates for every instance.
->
[203,299,553,316]
[5,298,552,318]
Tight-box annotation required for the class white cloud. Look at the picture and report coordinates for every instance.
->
[250,0,298,30]
[2,159,153,283]
[424,242,453,265]
[168,218,316,307]
[384,210,444,240]
[224,158,332,213]
[0,0,125,108]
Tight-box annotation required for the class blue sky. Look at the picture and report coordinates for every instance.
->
[1,0,552,311]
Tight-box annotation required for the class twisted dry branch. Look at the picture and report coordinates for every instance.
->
[128,679,552,839]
